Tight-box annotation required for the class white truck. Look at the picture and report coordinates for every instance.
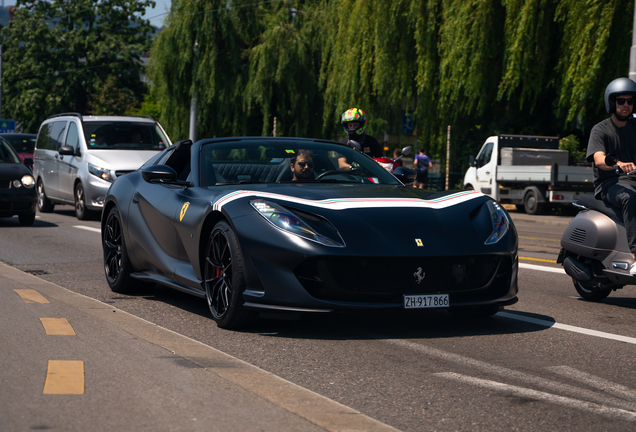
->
[463,134,594,215]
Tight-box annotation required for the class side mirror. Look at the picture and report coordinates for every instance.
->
[393,167,416,185]
[23,157,33,166]
[59,146,75,156]
[348,140,362,151]
[401,146,412,157]
[142,165,177,183]
[469,155,476,167]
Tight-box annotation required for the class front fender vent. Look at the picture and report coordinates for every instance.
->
[570,228,586,243]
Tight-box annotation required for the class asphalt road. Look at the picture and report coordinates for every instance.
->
[3,205,636,431]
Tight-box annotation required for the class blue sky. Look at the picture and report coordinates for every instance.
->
[3,0,171,28]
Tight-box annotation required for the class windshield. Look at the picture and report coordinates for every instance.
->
[200,140,402,186]
[0,139,21,163]
[83,121,169,150]
[1,134,36,153]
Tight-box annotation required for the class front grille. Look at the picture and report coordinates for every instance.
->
[0,180,10,189]
[570,228,586,243]
[295,255,512,303]
[115,170,134,178]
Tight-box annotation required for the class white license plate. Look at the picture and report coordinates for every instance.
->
[403,294,449,309]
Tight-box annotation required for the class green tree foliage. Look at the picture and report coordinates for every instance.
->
[2,0,155,132]
[149,0,633,173]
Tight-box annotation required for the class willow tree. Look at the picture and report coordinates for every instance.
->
[320,0,419,139]
[243,1,324,137]
[2,0,155,132]
[148,0,262,140]
[554,0,632,129]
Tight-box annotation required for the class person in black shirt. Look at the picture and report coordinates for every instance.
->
[338,108,384,171]
[587,77,636,274]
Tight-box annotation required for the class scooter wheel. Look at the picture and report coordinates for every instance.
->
[573,279,612,302]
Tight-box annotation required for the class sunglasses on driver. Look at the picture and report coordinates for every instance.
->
[616,97,634,106]
[297,161,314,168]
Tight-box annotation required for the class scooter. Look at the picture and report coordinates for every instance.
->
[558,166,636,301]
[348,140,416,184]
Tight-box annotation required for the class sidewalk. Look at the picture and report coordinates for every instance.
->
[0,262,399,432]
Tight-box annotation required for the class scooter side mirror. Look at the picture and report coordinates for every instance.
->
[401,146,412,157]
[348,140,362,151]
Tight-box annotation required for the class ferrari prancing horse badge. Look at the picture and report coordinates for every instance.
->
[180,202,190,221]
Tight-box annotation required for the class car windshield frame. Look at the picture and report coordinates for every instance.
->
[83,121,169,151]
[0,139,22,164]
[199,140,402,187]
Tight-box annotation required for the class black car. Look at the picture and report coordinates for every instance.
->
[101,137,518,329]
[0,133,37,168]
[0,138,36,225]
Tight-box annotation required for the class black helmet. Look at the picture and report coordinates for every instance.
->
[604,77,636,113]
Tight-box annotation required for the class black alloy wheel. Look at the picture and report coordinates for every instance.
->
[37,179,54,212]
[204,221,255,329]
[103,206,149,293]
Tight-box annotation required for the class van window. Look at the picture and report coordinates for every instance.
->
[36,121,67,151]
[83,121,168,150]
[65,122,80,150]
[476,142,494,168]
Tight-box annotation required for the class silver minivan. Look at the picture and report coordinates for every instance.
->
[33,113,172,219]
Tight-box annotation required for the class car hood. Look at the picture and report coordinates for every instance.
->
[0,162,32,178]
[87,150,161,170]
[212,184,510,254]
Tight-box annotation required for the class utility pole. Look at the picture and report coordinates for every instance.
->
[189,40,199,142]
[631,0,636,82]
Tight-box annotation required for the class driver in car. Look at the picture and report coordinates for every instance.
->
[291,150,315,181]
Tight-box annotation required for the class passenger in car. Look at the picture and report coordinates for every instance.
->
[291,150,315,181]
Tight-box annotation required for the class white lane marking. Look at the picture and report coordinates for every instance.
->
[519,262,566,274]
[383,339,636,411]
[435,372,636,422]
[73,225,101,233]
[497,312,636,345]
[547,366,636,401]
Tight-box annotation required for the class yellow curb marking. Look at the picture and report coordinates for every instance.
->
[40,318,76,335]
[14,289,49,303]
[43,360,84,395]
[520,256,557,263]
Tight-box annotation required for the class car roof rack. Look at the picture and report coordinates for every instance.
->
[47,112,83,120]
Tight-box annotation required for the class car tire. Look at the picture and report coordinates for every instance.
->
[37,179,54,213]
[448,305,500,319]
[573,278,613,302]
[75,182,91,220]
[103,206,152,293]
[19,211,36,226]
[204,220,256,329]
[523,190,544,215]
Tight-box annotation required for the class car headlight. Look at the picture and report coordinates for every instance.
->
[21,175,35,188]
[88,163,113,182]
[484,200,510,245]
[251,200,344,247]
[378,162,394,172]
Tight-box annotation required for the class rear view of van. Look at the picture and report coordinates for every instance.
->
[33,113,172,220]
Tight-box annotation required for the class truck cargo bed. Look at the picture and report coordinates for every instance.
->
[496,165,593,184]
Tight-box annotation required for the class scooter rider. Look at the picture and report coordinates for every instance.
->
[587,77,636,274]
[339,108,384,171]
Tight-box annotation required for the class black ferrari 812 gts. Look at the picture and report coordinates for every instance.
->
[101,137,518,329]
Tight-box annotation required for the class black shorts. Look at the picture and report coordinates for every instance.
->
[415,171,428,183]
